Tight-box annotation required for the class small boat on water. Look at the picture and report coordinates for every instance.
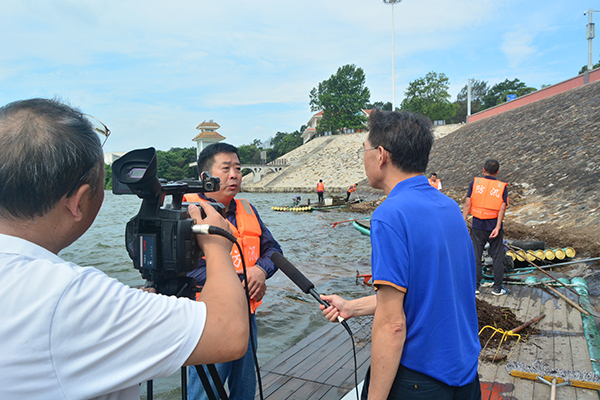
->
[352,219,370,236]
[271,196,363,212]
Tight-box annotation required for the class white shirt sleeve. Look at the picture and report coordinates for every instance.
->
[51,267,206,399]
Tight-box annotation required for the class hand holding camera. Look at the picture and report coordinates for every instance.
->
[189,202,233,254]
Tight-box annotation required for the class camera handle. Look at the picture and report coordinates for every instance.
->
[189,224,265,400]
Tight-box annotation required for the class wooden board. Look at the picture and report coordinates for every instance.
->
[258,281,598,399]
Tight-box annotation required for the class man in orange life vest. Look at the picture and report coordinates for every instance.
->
[428,173,442,190]
[183,143,282,400]
[345,183,358,202]
[462,159,509,296]
[316,179,324,203]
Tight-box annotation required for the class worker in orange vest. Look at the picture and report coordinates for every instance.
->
[183,142,282,400]
[428,173,442,190]
[463,159,509,296]
[345,183,358,202]
[316,179,324,203]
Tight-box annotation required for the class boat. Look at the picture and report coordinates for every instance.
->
[352,219,370,236]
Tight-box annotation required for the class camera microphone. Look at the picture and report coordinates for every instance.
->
[270,252,345,324]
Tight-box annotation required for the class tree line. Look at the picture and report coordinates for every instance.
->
[104,130,304,188]
[310,64,542,133]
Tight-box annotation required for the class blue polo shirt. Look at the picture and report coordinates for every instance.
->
[371,175,480,387]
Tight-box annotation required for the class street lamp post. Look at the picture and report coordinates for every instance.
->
[384,0,402,110]
[585,9,599,71]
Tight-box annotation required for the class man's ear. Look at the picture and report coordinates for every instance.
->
[63,184,92,222]
[378,146,389,168]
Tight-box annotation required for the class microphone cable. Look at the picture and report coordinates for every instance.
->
[270,252,360,400]
[193,224,265,400]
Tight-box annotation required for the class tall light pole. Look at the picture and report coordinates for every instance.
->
[384,0,402,110]
[585,9,599,71]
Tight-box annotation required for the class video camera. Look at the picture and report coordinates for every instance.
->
[112,147,223,297]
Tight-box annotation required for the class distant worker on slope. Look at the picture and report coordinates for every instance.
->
[462,159,509,296]
[316,179,324,203]
[429,173,442,190]
[345,182,358,202]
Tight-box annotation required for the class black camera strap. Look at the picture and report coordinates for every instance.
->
[194,364,229,400]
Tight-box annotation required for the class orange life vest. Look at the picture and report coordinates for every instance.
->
[429,179,441,189]
[470,177,507,220]
[183,194,263,312]
[348,184,357,193]
[316,182,324,192]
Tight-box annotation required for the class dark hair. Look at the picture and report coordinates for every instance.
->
[430,173,437,177]
[0,98,103,219]
[484,159,500,175]
[197,142,240,174]
[367,109,433,173]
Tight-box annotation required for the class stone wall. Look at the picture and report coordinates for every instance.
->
[242,133,369,194]
[241,124,463,194]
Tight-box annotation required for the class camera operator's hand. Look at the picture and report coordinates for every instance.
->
[185,202,249,366]
[189,202,233,253]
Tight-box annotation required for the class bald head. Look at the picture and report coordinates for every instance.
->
[0,98,103,219]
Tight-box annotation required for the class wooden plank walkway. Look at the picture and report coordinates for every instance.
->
[258,317,373,400]
[258,282,598,400]
[477,282,598,400]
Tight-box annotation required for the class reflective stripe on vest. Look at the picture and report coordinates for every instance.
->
[470,177,507,220]
[183,195,263,312]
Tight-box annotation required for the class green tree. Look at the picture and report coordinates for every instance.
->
[367,101,394,111]
[578,58,600,75]
[482,79,536,110]
[238,139,264,165]
[271,129,303,158]
[104,163,113,190]
[156,147,197,181]
[400,71,455,122]
[451,79,489,123]
[309,64,371,135]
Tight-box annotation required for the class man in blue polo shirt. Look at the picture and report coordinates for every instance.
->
[321,109,481,399]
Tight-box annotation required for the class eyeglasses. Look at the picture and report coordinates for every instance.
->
[84,113,111,147]
[65,114,111,198]
[356,147,378,157]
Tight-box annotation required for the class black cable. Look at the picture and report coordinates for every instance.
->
[340,322,359,400]
[234,241,264,400]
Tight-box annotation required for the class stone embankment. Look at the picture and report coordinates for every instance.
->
[242,82,600,257]
[427,80,600,257]
[242,132,370,196]
[241,124,462,197]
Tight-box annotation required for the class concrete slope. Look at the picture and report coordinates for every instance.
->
[242,132,369,193]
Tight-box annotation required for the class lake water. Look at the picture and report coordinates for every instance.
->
[59,191,375,399]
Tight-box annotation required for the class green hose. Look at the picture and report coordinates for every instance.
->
[571,277,600,399]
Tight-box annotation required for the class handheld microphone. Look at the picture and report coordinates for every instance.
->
[271,252,345,324]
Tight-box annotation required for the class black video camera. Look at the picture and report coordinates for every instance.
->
[112,147,223,297]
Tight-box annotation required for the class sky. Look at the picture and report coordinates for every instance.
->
[0,0,596,154]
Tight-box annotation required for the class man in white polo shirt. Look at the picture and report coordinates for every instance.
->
[0,98,248,400]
